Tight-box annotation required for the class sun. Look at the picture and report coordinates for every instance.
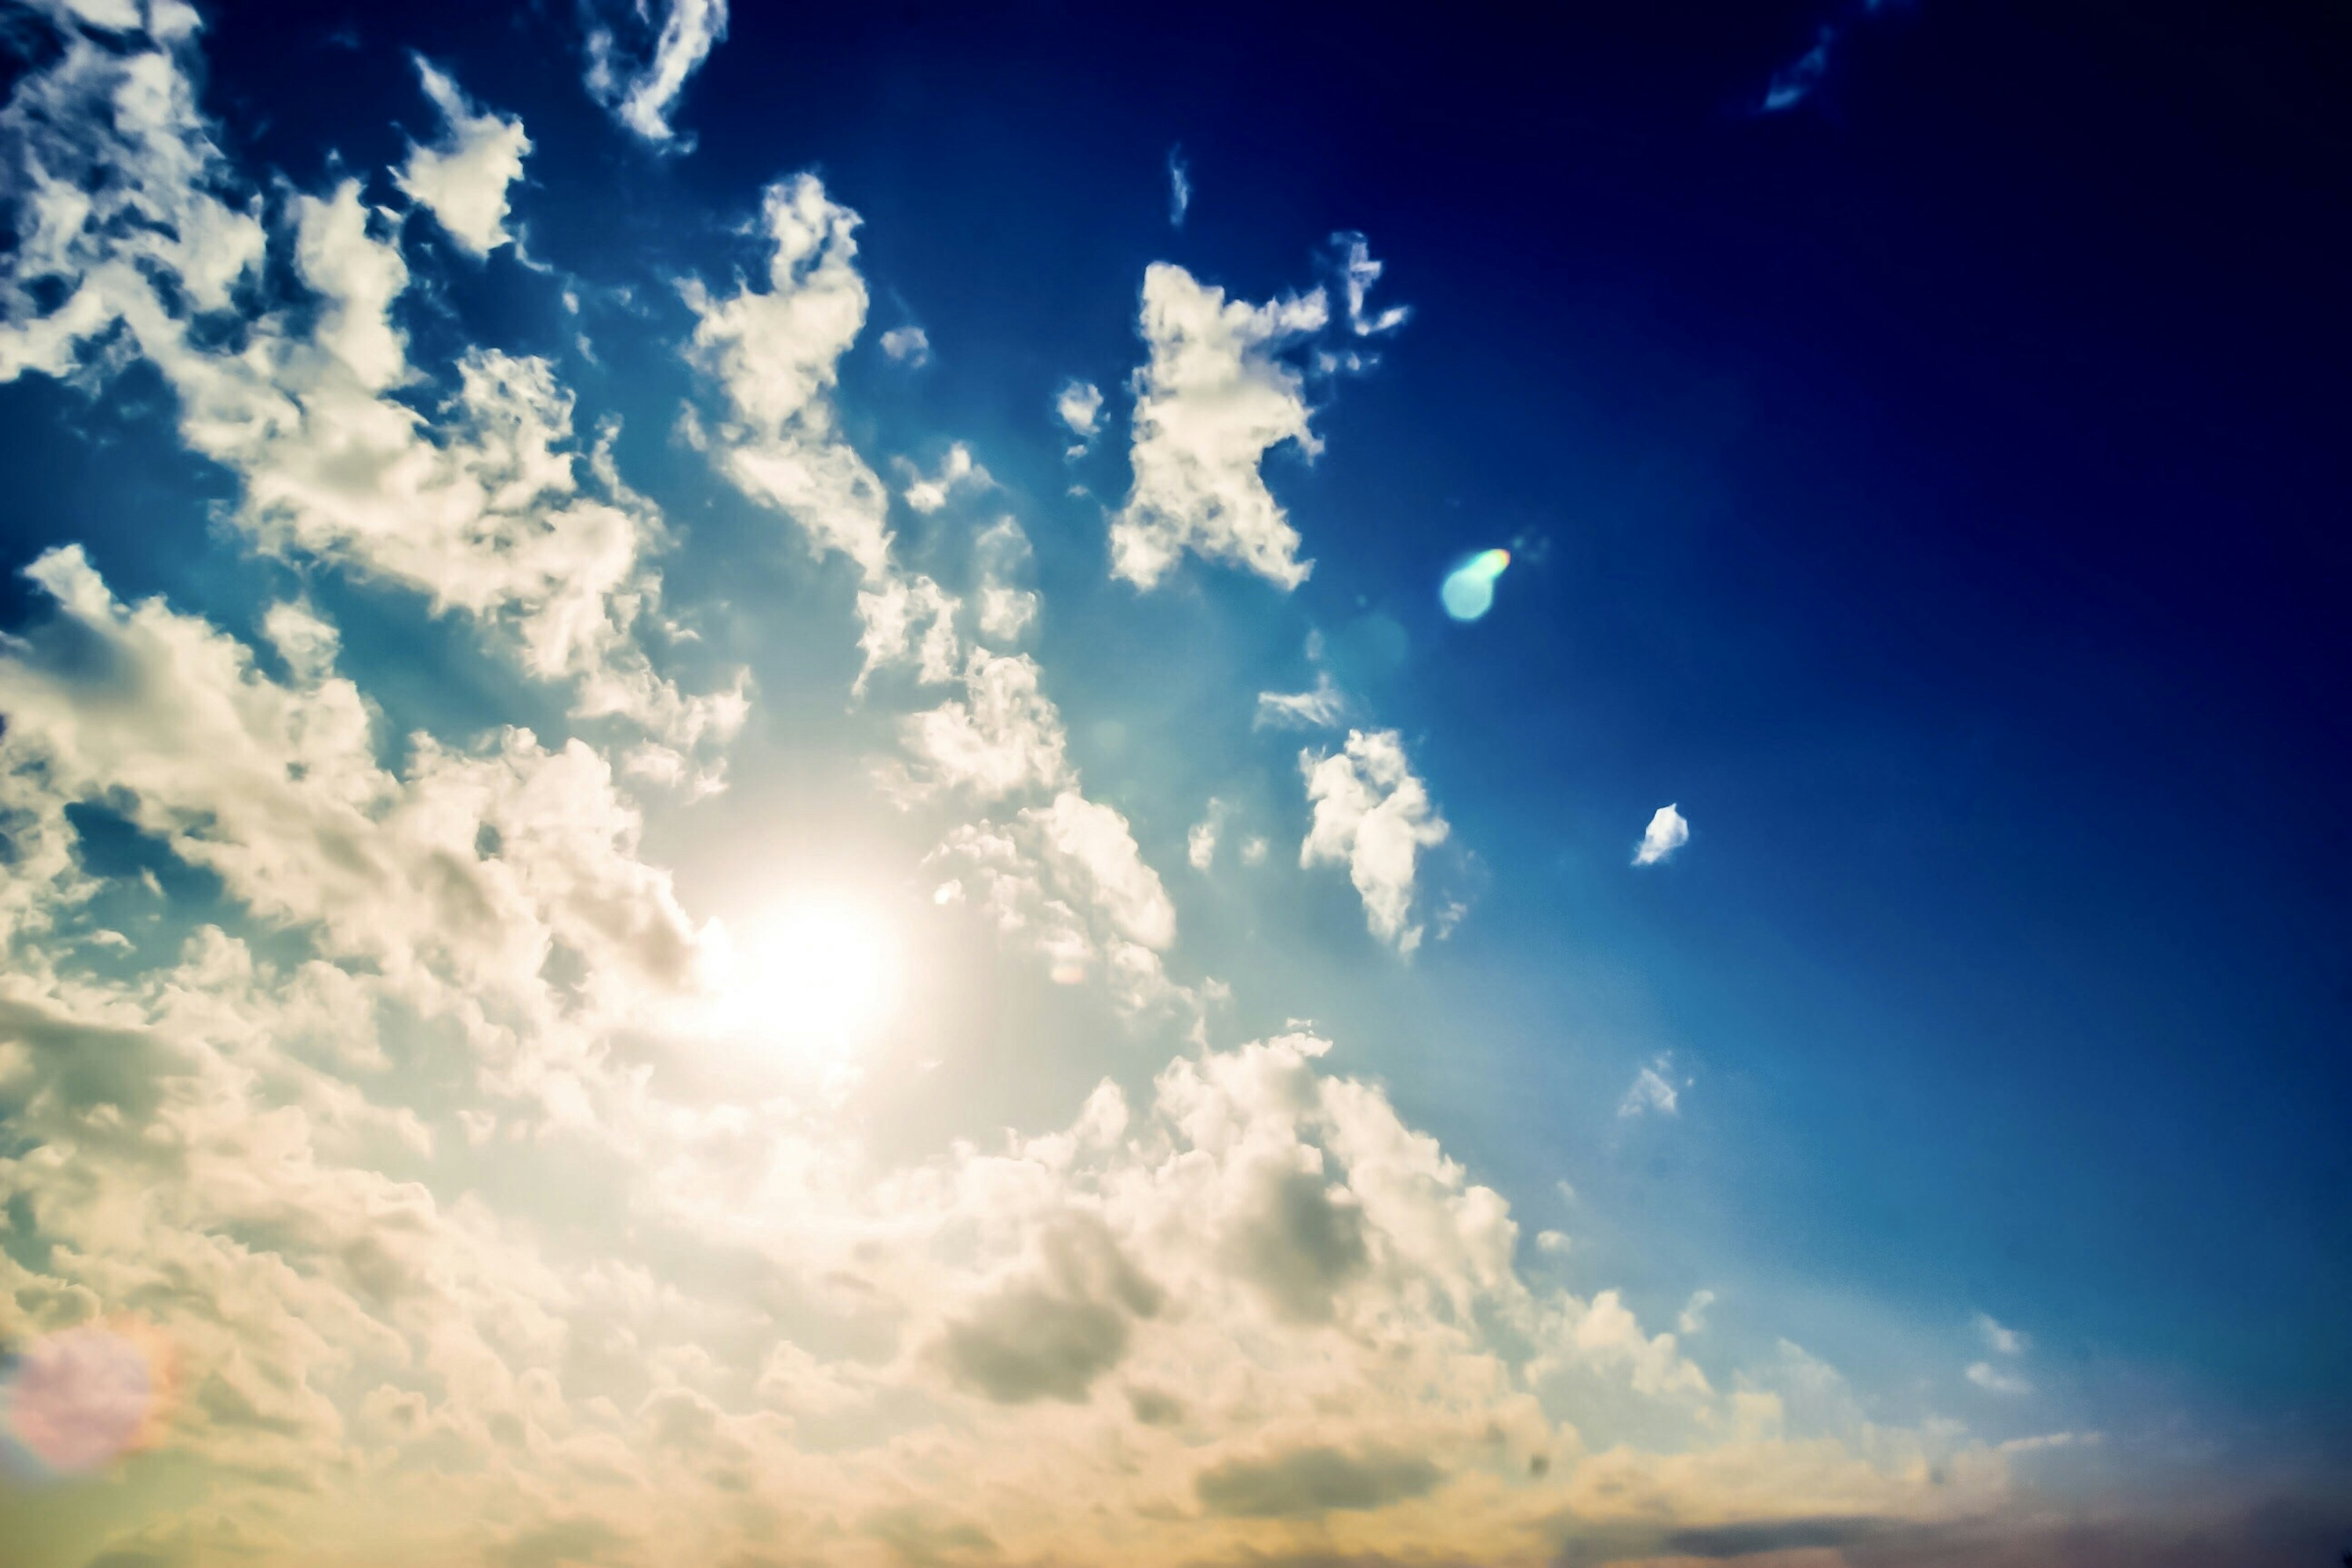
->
[716,896,901,1052]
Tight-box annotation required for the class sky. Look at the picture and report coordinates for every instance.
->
[0,1,2345,1565]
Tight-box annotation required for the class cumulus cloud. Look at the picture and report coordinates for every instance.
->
[1635,802,1691,865]
[395,58,530,257]
[1109,264,1329,590]
[586,0,729,145]
[881,324,930,366]
[1055,379,1104,450]
[1300,729,1450,954]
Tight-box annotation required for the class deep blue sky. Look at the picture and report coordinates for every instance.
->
[2,0,2346,1555]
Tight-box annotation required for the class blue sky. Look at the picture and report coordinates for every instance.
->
[0,1,2344,1564]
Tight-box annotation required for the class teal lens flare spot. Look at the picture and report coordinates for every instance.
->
[1441,548,1511,622]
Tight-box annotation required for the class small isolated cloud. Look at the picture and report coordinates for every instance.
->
[1618,1056,1682,1118]
[1679,1289,1717,1335]
[1254,671,1346,731]
[1055,379,1104,450]
[1760,1,1907,114]
[1188,797,1234,871]
[395,59,530,257]
[880,324,930,366]
[1536,1230,1572,1256]
[586,0,729,146]
[1300,729,1450,954]
[1634,803,1690,866]
[1974,1312,2029,1359]
[1167,145,1191,227]
[1334,232,1409,336]
[1966,1361,2033,1396]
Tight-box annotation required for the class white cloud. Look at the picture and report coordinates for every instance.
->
[899,441,991,514]
[900,649,1073,802]
[1254,671,1346,731]
[1109,263,1329,590]
[682,173,960,689]
[394,58,530,257]
[881,324,930,366]
[1188,798,1233,870]
[1679,1289,1717,1335]
[973,517,1039,643]
[1240,834,1269,867]
[1300,729,1450,954]
[1055,379,1104,447]
[586,0,729,145]
[1618,1057,1682,1118]
[1634,802,1691,865]
[1167,145,1191,227]
[1974,1312,2029,1358]
[1966,1361,2034,1397]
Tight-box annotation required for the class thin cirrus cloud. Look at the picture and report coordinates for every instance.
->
[0,5,2079,1564]
[1167,144,1191,227]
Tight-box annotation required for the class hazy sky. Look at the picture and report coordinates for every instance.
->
[0,1,2344,1564]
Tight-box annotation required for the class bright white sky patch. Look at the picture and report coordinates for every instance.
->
[716,895,901,1054]
[1635,802,1691,865]
[1967,1361,2034,1396]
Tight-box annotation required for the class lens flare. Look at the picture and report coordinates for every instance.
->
[1,1320,178,1479]
[1441,548,1511,621]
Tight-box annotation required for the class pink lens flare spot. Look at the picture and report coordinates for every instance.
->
[4,1325,160,1474]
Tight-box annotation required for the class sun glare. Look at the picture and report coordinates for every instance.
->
[718,898,901,1051]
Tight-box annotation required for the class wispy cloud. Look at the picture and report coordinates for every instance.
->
[1254,671,1347,731]
[586,0,729,146]
[880,323,930,366]
[1759,0,1907,115]
[1619,1055,1685,1117]
[1167,144,1191,227]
